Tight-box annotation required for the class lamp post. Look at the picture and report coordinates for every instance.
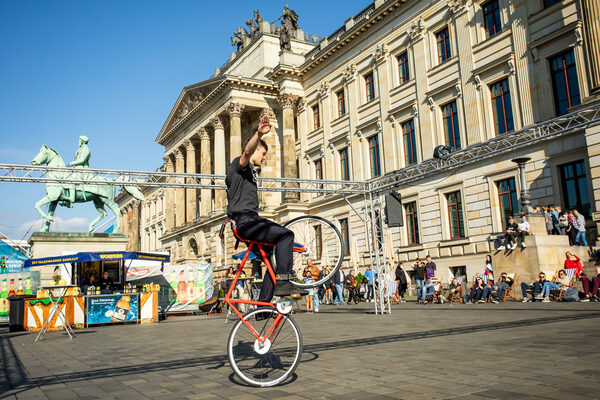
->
[511,157,534,216]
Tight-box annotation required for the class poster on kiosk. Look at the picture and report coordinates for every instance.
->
[164,263,213,312]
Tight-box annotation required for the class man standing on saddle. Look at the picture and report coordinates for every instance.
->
[226,114,306,303]
[66,135,91,206]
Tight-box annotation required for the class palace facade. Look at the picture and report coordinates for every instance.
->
[119,0,600,281]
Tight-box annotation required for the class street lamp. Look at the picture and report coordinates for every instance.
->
[511,157,534,216]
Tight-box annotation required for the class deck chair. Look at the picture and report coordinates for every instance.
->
[550,269,577,301]
[387,280,400,304]
[419,279,442,304]
[449,276,465,303]
[502,273,517,301]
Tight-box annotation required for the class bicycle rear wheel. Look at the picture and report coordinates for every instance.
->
[227,307,302,387]
[283,216,343,288]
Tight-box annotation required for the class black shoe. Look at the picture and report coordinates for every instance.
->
[273,280,309,297]
[255,308,274,321]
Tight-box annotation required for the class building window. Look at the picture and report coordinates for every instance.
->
[436,28,451,64]
[315,158,323,189]
[368,135,381,178]
[365,72,376,102]
[483,0,502,38]
[490,78,514,135]
[312,104,320,130]
[405,202,420,245]
[446,191,465,239]
[397,52,410,84]
[550,50,581,115]
[560,160,590,217]
[442,101,461,150]
[402,119,417,166]
[340,147,350,181]
[450,266,467,280]
[340,218,350,256]
[314,225,322,259]
[544,0,561,7]
[336,89,346,117]
[496,178,518,230]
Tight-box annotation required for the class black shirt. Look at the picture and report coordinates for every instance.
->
[100,277,113,290]
[414,265,425,280]
[226,156,259,222]
[506,221,518,232]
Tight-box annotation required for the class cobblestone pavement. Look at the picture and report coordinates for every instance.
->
[1,301,600,400]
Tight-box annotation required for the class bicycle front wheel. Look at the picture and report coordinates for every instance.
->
[283,216,344,288]
[227,307,302,387]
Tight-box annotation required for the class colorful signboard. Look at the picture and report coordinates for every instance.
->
[164,263,214,312]
[86,294,139,325]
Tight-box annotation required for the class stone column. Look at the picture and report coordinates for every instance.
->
[227,102,245,162]
[163,155,175,231]
[278,94,299,202]
[174,147,186,227]
[199,128,212,217]
[582,0,600,93]
[211,116,226,213]
[184,139,197,223]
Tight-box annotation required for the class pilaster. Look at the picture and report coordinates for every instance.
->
[278,94,300,202]
[510,0,535,127]
[199,128,212,218]
[581,0,600,93]
[211,116,226,213]
[227,102,245,162]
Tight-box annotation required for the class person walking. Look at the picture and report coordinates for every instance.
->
[395,262,407,302]
[364,265,375,302]
[332,265,346,305]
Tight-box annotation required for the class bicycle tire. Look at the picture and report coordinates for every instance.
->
[282,215,344,288]
[227,307,302,387]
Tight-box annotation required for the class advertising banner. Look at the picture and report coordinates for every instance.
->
[86,294,139,325]
[164,263,214,312]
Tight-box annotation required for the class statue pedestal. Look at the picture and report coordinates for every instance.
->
[28,232,128,285]
[279,50,304,67]
[492,233,590,299]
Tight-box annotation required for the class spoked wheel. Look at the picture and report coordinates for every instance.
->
[283,216,344,288]
[227,307,302,387]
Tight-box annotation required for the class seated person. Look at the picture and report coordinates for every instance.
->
[464,276,486,303]
[521,272,549,302]
[538,269,571,302]
[516,215,531,249]
[564,251,583,278]
[497,216,519,250]
[581,267,600,302]
[439,277,461,303]
[99,271,114,294]
[482,272,514,303]
[82,274,97,294]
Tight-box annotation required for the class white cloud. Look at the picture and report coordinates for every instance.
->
[16,216,90,238]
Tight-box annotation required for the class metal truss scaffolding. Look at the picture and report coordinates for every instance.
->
[1,101,600,315]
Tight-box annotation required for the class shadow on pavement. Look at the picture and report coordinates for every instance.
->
[2,311,599,394]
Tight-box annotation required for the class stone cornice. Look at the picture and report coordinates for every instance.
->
[300,0,406,74]
[266,64,303,82]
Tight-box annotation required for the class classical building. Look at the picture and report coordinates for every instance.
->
[117,169,167,253]
[120,0,600,281]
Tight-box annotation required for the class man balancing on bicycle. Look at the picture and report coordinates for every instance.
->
[226,114,307,303]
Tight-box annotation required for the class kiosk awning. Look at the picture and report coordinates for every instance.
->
[23,251,170,268]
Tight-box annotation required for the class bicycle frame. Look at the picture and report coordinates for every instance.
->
[221,220,306,344]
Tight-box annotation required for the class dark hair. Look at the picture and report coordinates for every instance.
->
[242,137,269,152]
[486,254,492,263]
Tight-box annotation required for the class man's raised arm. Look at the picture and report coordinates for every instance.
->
[240,114,271,168]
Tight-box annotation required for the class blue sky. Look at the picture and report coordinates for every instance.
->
[0,0,368,239]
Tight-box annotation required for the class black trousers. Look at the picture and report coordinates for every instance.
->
[235,214,294,302]
[503,230,525,246]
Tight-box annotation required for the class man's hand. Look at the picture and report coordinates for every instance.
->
[257,114,271,136]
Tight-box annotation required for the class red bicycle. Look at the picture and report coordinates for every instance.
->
[219,215,343,387]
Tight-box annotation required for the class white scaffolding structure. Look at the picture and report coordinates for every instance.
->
[1,101,600,315]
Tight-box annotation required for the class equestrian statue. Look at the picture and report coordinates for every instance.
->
[31,136,143,233]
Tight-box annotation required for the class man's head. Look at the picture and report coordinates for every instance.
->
[90,274,96,281]
[426,255,431,262]
[500,273,507,280]
[103,271,109,279]
[508,216,514,223]
[79,135,89,146]
[307,258,313,266]
[573,209,580,216]
[451,277,458,285]
[247,138,268,168]
[366,265,371,270]
[539,272,546,280]
[558,269,566,278]
[556,206,562,212]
